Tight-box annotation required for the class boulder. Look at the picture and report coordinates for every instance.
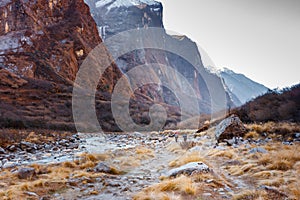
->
[17,167,36,179]
[215,115,246,143]
[166,162,210,177]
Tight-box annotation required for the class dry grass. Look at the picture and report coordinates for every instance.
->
[169,152,205,168]
[0,151,114,199]
[209,149,235,159]
[244,131,260,139]
[258,145,300,170]
[134,175,196,200]
[233,190,268,200]
[246,122,300,136]
[136,146,155,159]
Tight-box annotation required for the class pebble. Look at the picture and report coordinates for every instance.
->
[0,147,6,154]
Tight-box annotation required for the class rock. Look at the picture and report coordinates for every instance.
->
[8,145,19,152]
[282,141,293,145]
[205,179,214,183]
[196,121,210,133]
[214,146,226,151]
[2,161,17,168]
[59,139,68,146]
[20,141,36,151]
[17,167,36,179]
[166,162,210,177]
[94,162,113,174]
[249,147,267,154]
[215,115,247,143]
[23,191,38,197]
[202,193,212,196]
[0,147,6,154]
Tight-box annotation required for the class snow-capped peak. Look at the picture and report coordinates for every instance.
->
[95,0,159,10]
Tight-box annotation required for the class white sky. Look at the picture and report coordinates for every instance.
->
[159,0,300,89]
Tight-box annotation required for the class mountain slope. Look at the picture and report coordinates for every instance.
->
[233,83,300,122]
[219,68,269,106]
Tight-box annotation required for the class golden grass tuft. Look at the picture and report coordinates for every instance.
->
[233,190,267,200]
[244,131,259,139]
[136,146,155,159]
[209,150,234,159]
[169,152,204,168]
[134,175,196,200]
[258,177,285,187]
[258,145,300,171]
[79,161,96,169]
[89,190,99,195]
[133,192,182,200]
[63,161,77,168]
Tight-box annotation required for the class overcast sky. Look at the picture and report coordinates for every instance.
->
[159,0,300,89]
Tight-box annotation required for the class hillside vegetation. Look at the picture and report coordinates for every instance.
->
[233,84,300,122]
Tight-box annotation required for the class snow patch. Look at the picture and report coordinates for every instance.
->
[96,0,159,10]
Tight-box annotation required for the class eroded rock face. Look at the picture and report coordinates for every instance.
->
[0,0,123,131]
[0,0,101,83]
[0,69,27,88]
[215,115,247,143]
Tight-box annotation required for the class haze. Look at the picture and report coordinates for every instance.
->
[159,0,300,89]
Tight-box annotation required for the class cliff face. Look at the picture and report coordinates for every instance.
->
[219,68,269,106]
[85,0,163,39]
[0,0,122,131]
[0,0,101,83]
[85,0,231,118]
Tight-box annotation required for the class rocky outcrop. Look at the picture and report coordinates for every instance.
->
[0,0,122,131]
[0,0,101,83]
[215,115,247,143]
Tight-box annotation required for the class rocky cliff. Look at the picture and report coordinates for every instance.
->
[0,0,121,130]
[85,0,232,121]
[0,0,102,83]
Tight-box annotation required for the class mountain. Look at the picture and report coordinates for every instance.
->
[85,0,233,122]
[218,68,269,106]
[233,83,300,122]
